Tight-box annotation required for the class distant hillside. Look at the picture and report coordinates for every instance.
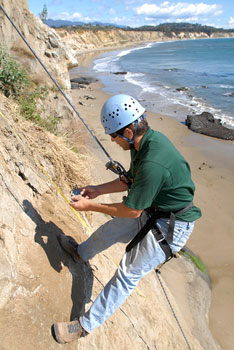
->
[46,20,234,36]
[133,22,234,36]
[45,18,128,29]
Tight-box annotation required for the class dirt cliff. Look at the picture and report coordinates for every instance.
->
[55,27,234,53]
[0,0,77,89]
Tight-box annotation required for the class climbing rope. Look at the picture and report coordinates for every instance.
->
[0,4,112,162]
[155,269,192,350]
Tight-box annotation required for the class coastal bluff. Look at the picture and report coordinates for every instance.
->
[55,26,234,52]
[0,1,222,349]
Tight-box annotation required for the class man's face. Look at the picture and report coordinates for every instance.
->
[110,134,130,150]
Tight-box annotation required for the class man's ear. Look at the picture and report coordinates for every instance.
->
[124,127,134,138]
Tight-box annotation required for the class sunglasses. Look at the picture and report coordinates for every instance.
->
[110,129,125,138]
[110,132,119,138]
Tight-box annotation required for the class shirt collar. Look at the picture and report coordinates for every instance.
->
[138,127,154,152]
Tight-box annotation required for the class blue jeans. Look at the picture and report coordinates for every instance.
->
[78,211,194,333]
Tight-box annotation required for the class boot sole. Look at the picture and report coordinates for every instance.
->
[57,235,80,263]
[52,323,64,344]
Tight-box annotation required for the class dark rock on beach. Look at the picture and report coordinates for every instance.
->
[71,83,86,89]
[113,72,127,75]
[70,76,98,85]
[163,68,179,72]
[185,112,234,140]
[176,87,189,92]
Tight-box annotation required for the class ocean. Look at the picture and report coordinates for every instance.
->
[92,38,234,129]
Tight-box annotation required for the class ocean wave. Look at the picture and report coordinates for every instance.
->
[93,42,155,73]
[93,39,234,129]
[125,72,146,87]
[223,92,234,97]
[219,84,234,89]
[131,78,234,128]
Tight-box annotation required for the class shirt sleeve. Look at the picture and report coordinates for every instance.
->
[123,161,170,210]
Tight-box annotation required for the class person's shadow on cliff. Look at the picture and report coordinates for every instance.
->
[23,199,94,321]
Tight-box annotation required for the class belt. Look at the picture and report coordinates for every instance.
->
[126,202,193,256]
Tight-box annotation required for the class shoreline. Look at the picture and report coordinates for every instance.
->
[69,49,234,350]
[70,38,234,131]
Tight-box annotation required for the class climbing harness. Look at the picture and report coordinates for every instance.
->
[126,203,193,258]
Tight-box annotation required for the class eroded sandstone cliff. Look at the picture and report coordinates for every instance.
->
[55,27,234,54]
[0,0,77,89]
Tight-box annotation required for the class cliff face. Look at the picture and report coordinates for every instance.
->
[0,1,221,350]
[56,27,234,52]
[0,0,77,88]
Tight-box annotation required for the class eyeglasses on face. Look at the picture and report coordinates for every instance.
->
[110,132,119,138]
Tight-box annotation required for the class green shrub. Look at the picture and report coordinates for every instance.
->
[0,43,61,134]
[0,42,29,97]
[18,87,61,134]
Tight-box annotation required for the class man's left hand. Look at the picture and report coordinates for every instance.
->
[70,196,91,211]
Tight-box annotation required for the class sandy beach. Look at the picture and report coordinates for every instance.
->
[69,51,234,350]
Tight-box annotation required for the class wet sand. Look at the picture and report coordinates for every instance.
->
[69,51,234,350]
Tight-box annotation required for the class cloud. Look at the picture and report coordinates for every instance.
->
[70,12,82,20]
[50,11,91,22]
[109,8,116,15]
[229,16,234,25]
[135,2,223,21]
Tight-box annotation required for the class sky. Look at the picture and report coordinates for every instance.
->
[27,0,234,29]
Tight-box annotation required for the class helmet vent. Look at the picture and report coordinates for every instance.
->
[101,94,145,134]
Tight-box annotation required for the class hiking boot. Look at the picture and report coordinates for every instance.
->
[52,320,86,344]
[58,235,80,262]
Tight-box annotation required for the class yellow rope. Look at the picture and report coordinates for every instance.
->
[0,110,92,234]
[0,109,148,299]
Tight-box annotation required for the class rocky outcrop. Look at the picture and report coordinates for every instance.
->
[0,0,77,88]
[186,112,234,140]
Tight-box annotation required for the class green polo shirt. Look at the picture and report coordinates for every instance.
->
[123,127,201,222]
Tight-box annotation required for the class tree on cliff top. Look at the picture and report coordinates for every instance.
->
[39,4,48,24]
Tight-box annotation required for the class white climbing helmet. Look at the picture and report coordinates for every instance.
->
[101,94,145,134]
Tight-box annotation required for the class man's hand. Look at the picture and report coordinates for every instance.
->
[80,185,101,199]
[70,195,91,211]
[70,195,142,218]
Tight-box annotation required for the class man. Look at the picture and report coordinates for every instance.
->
[52,94,201,344]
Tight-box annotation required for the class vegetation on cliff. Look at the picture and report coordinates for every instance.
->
[0,42,61,134]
